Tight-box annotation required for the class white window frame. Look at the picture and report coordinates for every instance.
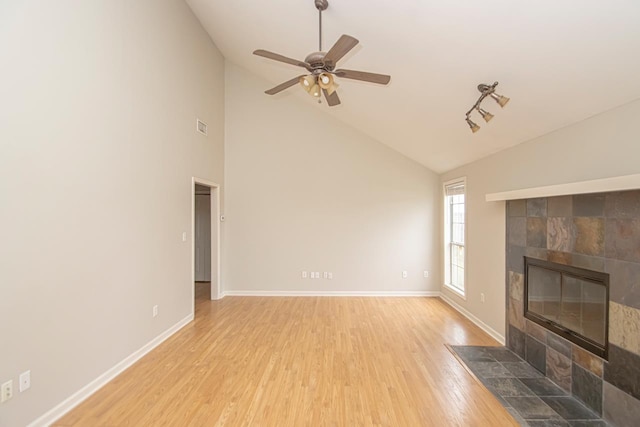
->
[443,177,467,298]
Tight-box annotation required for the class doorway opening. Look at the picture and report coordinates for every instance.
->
[192,178,221,316]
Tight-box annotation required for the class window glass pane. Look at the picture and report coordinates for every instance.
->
[444,180,465,294]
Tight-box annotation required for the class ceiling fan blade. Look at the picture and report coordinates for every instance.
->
[323,35,359,66]
[253,49,311,71]
[334,69,391,85]
[265,75,306,95]
[322,89,341,107]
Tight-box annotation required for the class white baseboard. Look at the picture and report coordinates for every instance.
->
[28,314,194,427]
[222,290,441,297]
[439,293,505,345]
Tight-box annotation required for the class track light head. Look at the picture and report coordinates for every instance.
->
[466,118,480,133]
[477,108,494,123]
[490,92,510,108]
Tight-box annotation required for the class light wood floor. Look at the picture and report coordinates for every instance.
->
[54,285,517,426]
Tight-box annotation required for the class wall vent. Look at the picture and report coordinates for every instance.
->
[196,119,208,136]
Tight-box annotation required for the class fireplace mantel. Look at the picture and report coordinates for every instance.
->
[485,173,640,202]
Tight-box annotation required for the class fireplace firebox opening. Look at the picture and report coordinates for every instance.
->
[524,256,609,359]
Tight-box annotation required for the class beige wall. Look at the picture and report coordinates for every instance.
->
[0,1,224,425]
[223,64,441,294]
[441,99,640,338]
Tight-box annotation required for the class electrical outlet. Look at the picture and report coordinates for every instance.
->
[480,293,485,303]
[327,272,333,280]
[302,271,308,279]
[1,380,13,403]
[402,271,408,279]
[19,371,30,392]
[182,232,187,242]
[152,305,158,317]
[323,272,328,279]
[424,270,429,278]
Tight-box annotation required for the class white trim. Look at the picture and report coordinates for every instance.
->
[439,293,505,345]
[28,314,194,427]
[192,178,222,312]
[443,283,467,300]
[485,173,640,202]
[443,176,467,297]
[222,290,441,297]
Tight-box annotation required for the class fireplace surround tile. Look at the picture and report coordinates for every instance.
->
[604,218,640,263]
[604,190,640,219]
[608,301,640,356]
[572,363,602,415]
[528,217,548,248]
[547,334,572,359]
[528,198,548,217]
[527,335,547,374]
[509,199,527,217]
[603,344,640,401]
[569,253,606,272]
[548,217,575,252]
[508,245,526,274]
[546,348,572,393]
[548,196,573,217]
[509,271,524,302]
[507,191,640,422]
[572,345,603,378]
[573,217,605,256]
[509,324,526,358]
[548,250,573,265]
[606,258,640,310]
[573,194,606,217]
[509,216,527,247]
[526,319,548,343]
[603,380,640,427]
[509,297,525,330]
[526,246,549,261]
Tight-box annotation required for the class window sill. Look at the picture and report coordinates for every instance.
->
[443,284,466,300]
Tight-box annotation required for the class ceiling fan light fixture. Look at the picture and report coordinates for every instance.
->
[466,118,480,133]
[299,75,316,92]
[318,72,338,95]
[309,84,321,97]
[254,0,391,107]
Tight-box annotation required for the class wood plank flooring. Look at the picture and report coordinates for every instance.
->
[54,286,518,426]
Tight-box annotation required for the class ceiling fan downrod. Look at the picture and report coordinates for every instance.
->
[315,0,328,52]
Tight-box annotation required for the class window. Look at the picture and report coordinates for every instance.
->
[444,178,466,296]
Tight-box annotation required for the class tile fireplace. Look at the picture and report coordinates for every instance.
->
[506,191,640,426]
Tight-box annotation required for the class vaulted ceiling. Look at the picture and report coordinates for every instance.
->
[187,0,640,173]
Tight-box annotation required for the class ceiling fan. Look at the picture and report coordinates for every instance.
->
[253,0,391,107]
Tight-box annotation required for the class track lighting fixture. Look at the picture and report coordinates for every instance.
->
[465,81,510,133]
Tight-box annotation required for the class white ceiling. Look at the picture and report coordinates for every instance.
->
[187,0,640,173]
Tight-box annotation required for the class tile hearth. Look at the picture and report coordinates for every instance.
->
[451,345,608,426]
